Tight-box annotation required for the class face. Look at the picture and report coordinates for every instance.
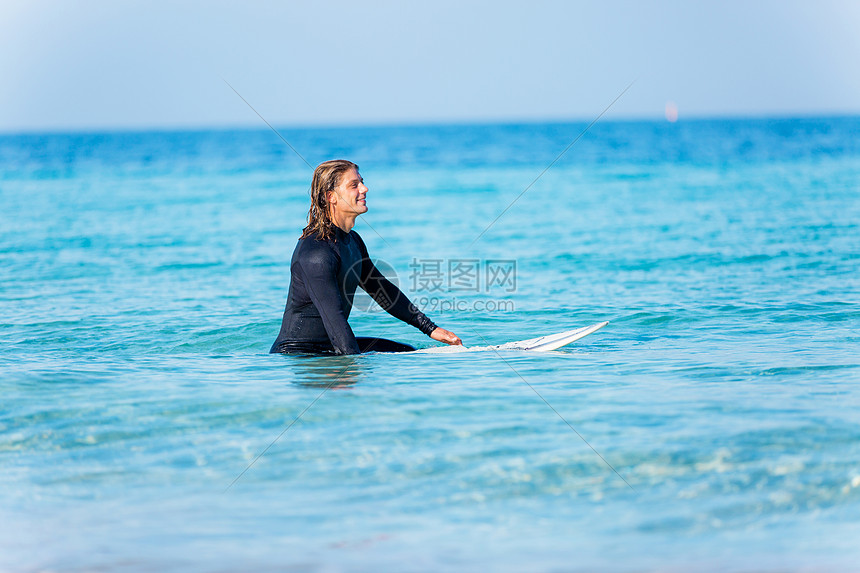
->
[329,167,368,217]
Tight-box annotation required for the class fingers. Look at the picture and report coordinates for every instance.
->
[432,327,463,346]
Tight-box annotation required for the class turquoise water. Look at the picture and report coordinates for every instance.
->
[2,118,859,571]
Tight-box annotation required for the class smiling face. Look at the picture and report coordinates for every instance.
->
[328,167,368,223]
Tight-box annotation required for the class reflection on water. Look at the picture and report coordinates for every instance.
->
[289,354,367,388]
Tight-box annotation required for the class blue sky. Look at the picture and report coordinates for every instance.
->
[1,0,858,132]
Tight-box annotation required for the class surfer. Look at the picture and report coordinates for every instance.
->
[270,160,462,355]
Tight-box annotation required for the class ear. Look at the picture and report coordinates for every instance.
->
[326,190,337,206]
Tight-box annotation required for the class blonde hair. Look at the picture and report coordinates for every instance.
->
[300,159,359,241]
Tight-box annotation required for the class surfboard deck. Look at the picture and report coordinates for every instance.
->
[413,321,608,354]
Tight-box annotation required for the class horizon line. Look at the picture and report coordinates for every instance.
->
[2,110,859,137]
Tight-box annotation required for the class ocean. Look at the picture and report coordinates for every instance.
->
[1,117,859,571]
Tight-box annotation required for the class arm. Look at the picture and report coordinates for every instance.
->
[354,234,461,345]
[294,249,361,355]
[360,258,438,334]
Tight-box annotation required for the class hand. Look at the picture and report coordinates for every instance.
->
[431,327,462,346]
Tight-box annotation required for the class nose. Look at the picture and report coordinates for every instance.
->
[359,182,368,193]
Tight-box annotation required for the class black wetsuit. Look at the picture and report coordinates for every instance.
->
[270,227,437,355]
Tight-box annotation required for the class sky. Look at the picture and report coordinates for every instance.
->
[1,0,859,132]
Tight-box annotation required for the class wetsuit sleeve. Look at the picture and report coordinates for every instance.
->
[354,234,438,336]
[294,248,361,355]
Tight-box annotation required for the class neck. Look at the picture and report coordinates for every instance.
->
[330,212,356,234]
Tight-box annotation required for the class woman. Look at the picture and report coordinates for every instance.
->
[270,160,462,355]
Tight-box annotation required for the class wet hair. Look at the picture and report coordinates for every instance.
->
[300,159,359,241]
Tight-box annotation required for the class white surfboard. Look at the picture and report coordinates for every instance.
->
[413,321,608,354]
